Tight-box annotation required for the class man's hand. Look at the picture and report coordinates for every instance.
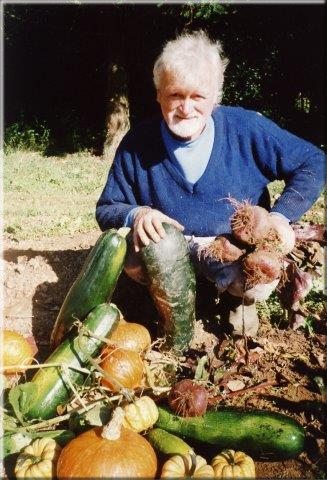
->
[133,207,184,252]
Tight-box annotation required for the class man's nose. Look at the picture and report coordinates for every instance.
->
[178,98,193,115]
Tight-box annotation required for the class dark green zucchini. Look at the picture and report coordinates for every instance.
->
[156,406,305,460]
[25,303,119,421]
[50,229,126,347]
[141,223,196,353]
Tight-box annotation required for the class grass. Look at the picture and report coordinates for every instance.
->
[3,151,324,241]
[3,150,111,240]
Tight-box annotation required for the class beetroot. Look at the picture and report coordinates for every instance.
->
[243,250,282,287]
[199,235,245,263]
[231,202,272,246]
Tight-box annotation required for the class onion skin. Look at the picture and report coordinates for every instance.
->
[100,347,144,392]
[109,322,151,352]
[243,250,282,287]
[168,379,209,417]
[231,204,272,246]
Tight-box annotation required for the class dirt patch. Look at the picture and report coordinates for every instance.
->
[2,230,326,478]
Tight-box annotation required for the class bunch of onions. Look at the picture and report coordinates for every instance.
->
[168,379,209,417]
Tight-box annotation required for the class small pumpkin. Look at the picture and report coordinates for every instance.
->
[161,453,214,478]
[109,321,151,352]
[211,449,256,478]
[15,437,61,478]
[123,396,159,432]
[100,346,143,392]
[2,330,34,374]
[57,407,157,478]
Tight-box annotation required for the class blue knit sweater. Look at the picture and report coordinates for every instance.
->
[96,106,325,237]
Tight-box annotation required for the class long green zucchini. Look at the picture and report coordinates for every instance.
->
[156,406,305,460]
[25,303,119,421]
[141,223,196,353]
[51,229,126,347]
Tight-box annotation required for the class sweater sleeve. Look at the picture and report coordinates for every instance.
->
[251,113,325,222]
[96,146,139,231]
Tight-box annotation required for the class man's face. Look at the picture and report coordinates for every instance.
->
[157,69,217,141]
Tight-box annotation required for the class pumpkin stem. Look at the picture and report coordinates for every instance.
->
[102,406,125,440]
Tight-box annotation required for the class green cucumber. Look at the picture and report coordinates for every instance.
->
[141,223,196,353]
[147,428,193,456]
[51,229,126,347]
[156,406,305,460]
[25,303,119,420]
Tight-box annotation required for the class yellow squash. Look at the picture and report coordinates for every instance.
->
[211,449,256,478]
[15,437,61,478]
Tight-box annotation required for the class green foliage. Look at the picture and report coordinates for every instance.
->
[4,118,50,155]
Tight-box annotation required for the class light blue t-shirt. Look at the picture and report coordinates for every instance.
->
[161,116,215,184]
[124,117,215,226]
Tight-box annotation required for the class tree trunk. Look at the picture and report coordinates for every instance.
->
[103,62,130,163]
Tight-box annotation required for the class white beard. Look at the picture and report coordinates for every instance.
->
[168,117,204,140]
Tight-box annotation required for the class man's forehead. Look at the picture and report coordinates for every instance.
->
[160,68,215,92]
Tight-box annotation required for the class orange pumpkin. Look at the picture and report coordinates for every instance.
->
[109,322,151,352]
[57,407,157,478]
[2,330,34,374]
[100,346,143,391]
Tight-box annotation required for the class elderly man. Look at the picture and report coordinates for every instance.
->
[96,30,325,336]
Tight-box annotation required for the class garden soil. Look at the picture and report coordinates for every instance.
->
[3,230,326,479]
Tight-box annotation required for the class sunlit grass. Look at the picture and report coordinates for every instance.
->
[4,151,111,240]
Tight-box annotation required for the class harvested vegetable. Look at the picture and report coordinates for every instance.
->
[168,379,209,417]
[141,223,196,353]
[231,202,272,246]
[243,250,282,287]
[109,321,151,352]
[161,453,214,478]
[211,449,256,478]
[57,407,157,478]
[199,235,245,263]
[15,437,61,478]
[147,428,193,456]
[24,303,119,420]
[2,330,34,374]
[123,396,159,432]
[51,228,127,347]
[100,346,144,391]
[155,406,305,460]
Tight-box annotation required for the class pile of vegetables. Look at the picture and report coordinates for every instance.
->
[2,223,318,479]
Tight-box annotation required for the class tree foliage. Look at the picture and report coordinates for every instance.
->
[4,4,325,154]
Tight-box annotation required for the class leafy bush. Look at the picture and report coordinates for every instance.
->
[4,117,50,154]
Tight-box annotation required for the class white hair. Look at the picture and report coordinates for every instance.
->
[153,30,229,104]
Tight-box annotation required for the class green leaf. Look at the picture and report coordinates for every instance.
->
[8,382,37,424]
[194,355,209,381]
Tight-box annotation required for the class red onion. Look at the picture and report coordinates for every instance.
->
[168,379,209,417]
